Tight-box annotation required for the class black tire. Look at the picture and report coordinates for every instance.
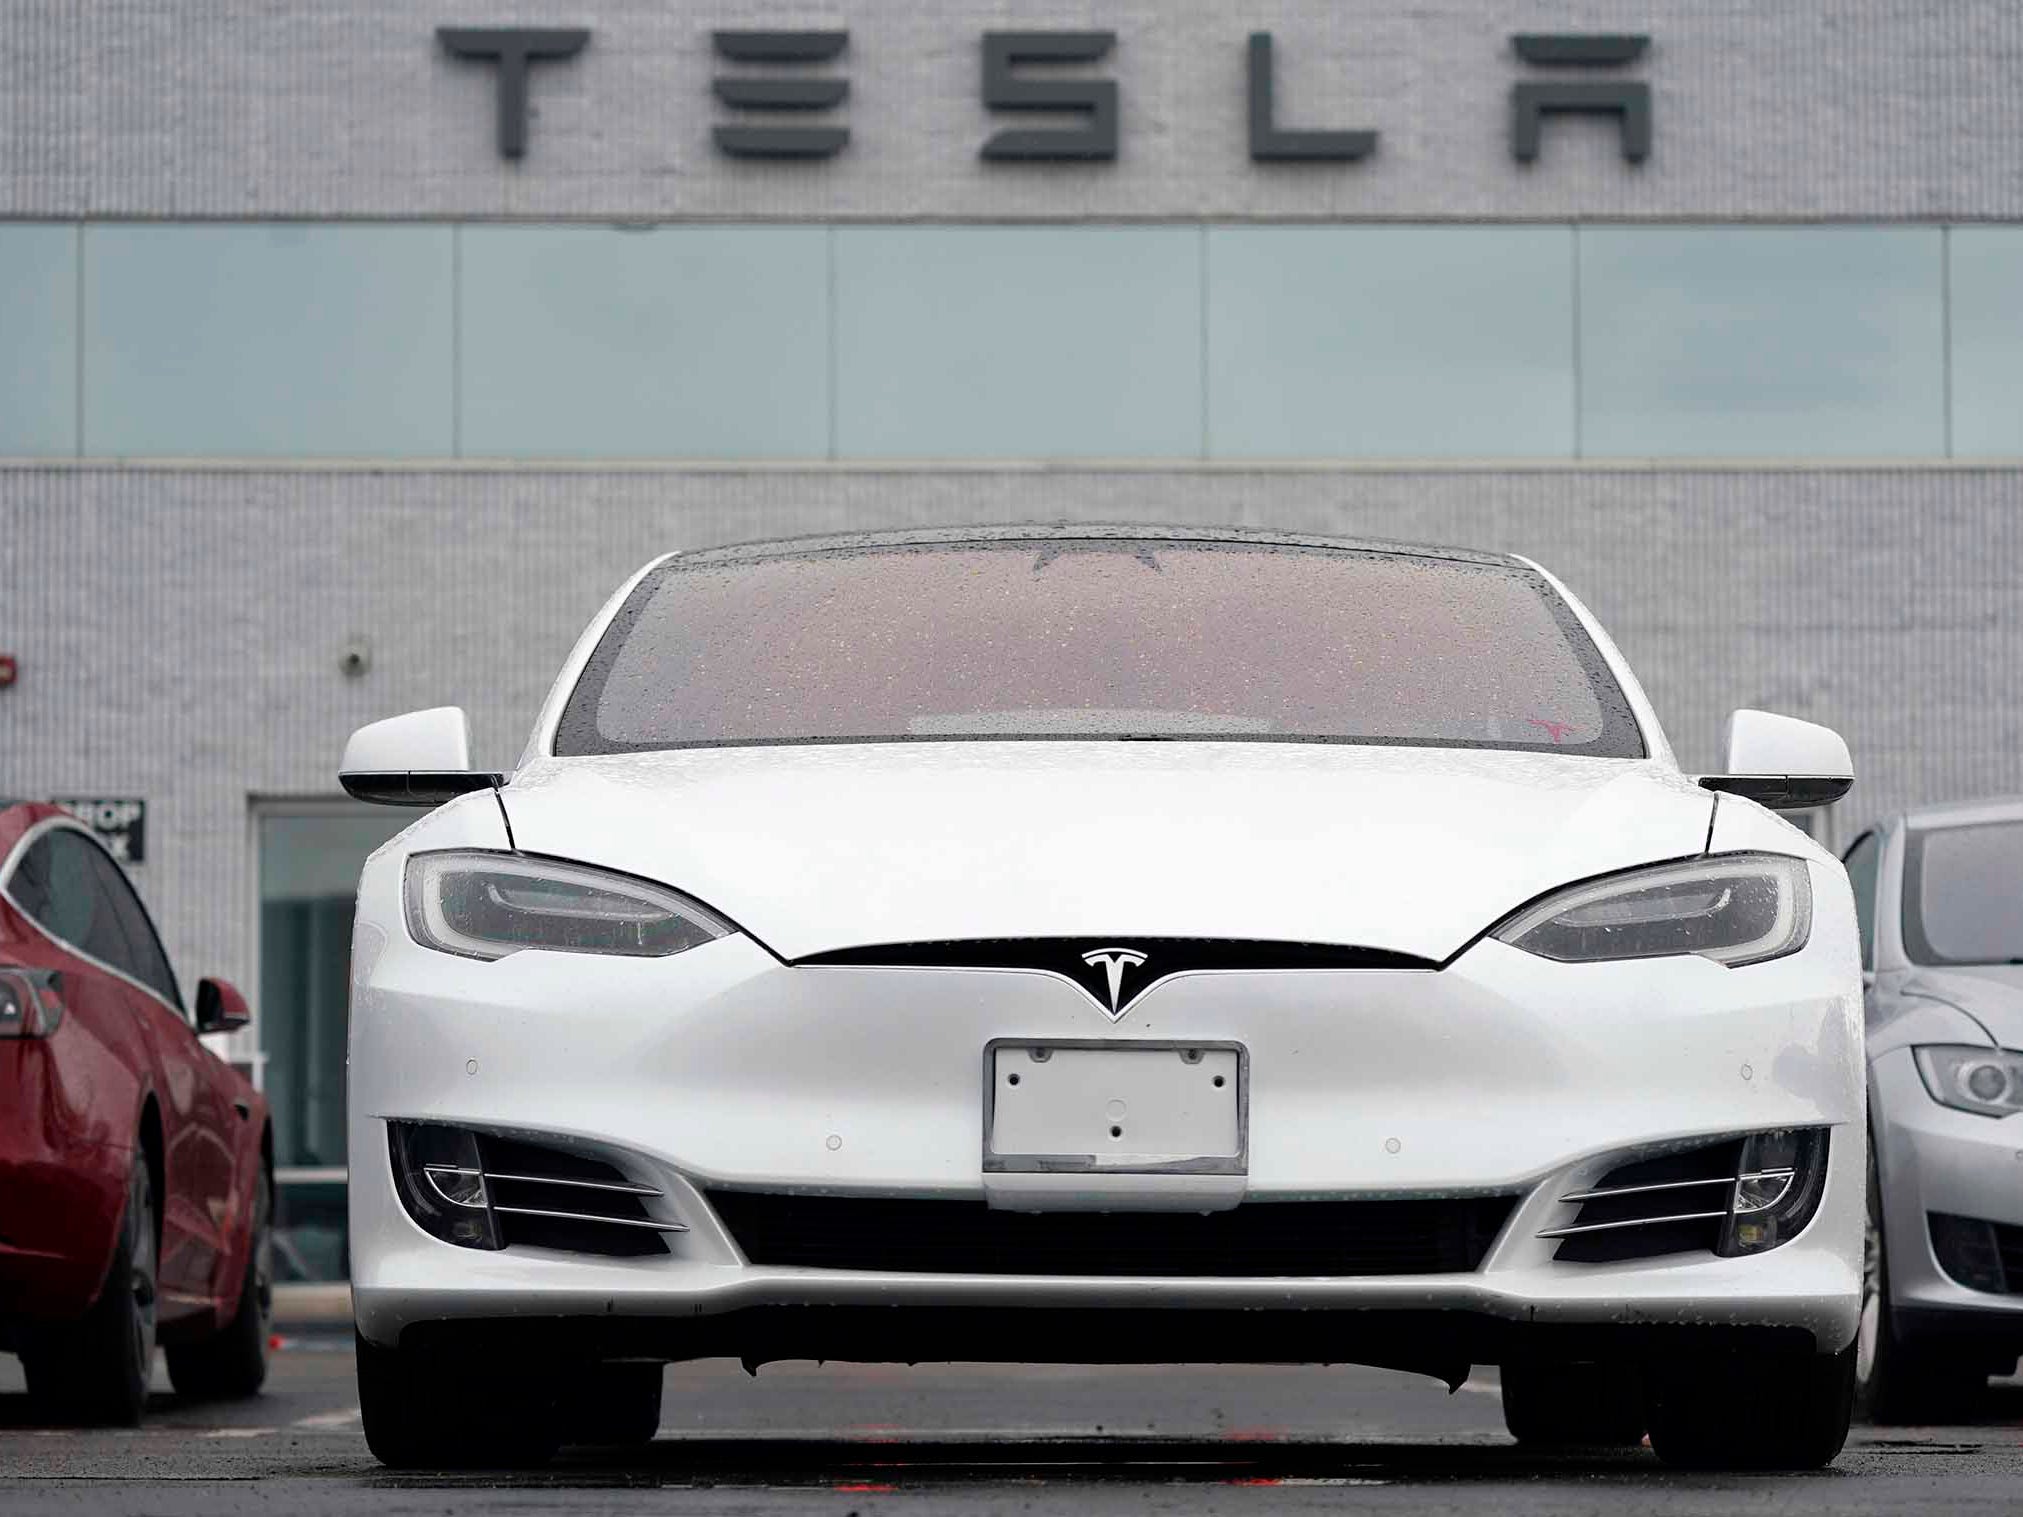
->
[1499,1360,1645,1447]
[166,1167,272,1400]
[24,1157,158,1426]
[564,1363,664,1447]
[356,1331,564,1470]
[1646,1341,1855,1470]
[1858,1144,1986,1424]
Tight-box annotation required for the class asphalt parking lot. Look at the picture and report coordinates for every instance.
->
[0,1336,2017,1516]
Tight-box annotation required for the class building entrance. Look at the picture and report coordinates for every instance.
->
[257,804,409,1280]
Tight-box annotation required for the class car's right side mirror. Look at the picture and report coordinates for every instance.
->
[195,976,252,1034]
[339,706,504,807]
[1697,708,1853,811]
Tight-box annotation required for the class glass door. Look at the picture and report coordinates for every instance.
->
[257,803,410,1281]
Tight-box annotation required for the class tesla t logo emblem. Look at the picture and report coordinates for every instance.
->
[1081,947,1149,1020]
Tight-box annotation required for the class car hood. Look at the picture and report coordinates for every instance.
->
[1900,966,2023,1048]
[500,744,1715,963]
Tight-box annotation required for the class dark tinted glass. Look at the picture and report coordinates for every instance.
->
[1842,831,1880,970]
[5,836,55,924]
[558,542,1643,758]
[85,846,182,1009]
[1904,821,2023,967]
[8,830,135,980]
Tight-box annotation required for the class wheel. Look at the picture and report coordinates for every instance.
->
[1858,1143,1986,1423]
[23,1156,158,1426]
[167,1167,273,1400]
[564,1363,664,1447]
[1499,1360,1644,1446]
[356,1331,564,1469]
[1645,1341,1855,1470]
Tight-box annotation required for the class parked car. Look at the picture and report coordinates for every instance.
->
[1846,798,2023,1421]
[0,802,272,1424]
[339,525,1864,1471]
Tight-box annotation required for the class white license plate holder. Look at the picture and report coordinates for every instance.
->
[983,1040,1247,1175]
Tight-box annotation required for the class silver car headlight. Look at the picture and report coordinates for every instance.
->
[403,851,732,961]
[1914,1045,2023,1119]
[1491,853,1812,968]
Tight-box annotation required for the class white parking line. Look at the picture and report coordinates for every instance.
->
[199,1428,273,1440]
[292,1407,363,1429]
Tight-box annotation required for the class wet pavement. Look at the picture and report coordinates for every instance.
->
[0,1336,2018,1514]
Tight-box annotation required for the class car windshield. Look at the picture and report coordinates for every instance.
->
[555,539,1645,758]
[1903,820,2023,966]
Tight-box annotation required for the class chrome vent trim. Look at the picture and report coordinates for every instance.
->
[482,1170,664,1198]
[481,1166,687,1235]
[1731,1167,1797,1214]
[471,1134,688,1251]
[490,1204,685,1233]
[391,1123,686,1257]
[1554,1175,1731,1206]
[1538,1209,1728,1240]
[1545,1165,1801,1238]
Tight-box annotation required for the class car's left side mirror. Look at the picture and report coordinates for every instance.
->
[1697,708,1854,811]
[340,705,504,808]
[195,977,251,1034]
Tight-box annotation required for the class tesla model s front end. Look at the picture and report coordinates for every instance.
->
[343,527,1863,1471]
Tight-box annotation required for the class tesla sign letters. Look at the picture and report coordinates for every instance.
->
[437,26,1655,165]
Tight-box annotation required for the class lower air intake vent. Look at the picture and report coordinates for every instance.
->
[389,1122,684,1258]
[1543,1139,1745,1263]
[1929,1213,2023,1295]
[1541,1131,1830,1264]
[478,1134,677,1258]
[705,1192,1515,1276]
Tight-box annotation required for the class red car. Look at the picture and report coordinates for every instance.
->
[0,802,271,1424]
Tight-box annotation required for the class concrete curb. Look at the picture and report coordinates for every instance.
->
[274,1283,353,1327]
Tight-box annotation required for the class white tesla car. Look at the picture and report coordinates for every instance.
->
[340,526,1863,1470]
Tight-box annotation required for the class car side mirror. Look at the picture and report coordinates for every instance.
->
[1697,709,1854,811]
[195,977,251,1034]
[339,706,504,807]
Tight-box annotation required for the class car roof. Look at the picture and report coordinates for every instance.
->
[1895,795,2023,831]
[669,523,1517,569]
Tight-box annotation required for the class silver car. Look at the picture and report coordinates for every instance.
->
[1851,798,2023,1420]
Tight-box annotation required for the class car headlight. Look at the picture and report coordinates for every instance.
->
[1491,853,1812,968]
[1914,1045,2023,1119]
[403,851,732,961]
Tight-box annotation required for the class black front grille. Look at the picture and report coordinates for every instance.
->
[705,1191,1515,1277]
[1929,1213,2023,1295]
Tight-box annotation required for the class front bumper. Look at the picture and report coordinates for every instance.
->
[1873,1045,2023,1338]
[348,856,1865,1358]
[352,1212,1859,1364]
